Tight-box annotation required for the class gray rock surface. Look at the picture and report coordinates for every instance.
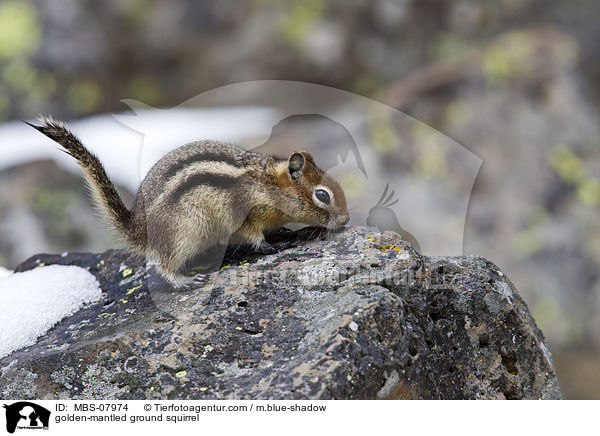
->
[0,227,561,399]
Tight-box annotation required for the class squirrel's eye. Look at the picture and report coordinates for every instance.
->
[315,188,331,205]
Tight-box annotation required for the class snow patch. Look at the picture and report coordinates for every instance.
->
[2,107,280,193]
[0,266,12,279]
[0,265,102,359]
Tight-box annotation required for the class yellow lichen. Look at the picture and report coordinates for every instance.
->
[126,284,142,295]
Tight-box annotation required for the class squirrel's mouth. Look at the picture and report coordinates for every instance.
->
[327,214,350,229]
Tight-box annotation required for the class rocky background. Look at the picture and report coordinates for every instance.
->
[0,0,599,398]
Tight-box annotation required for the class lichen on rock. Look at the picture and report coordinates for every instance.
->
[0,226,561,399]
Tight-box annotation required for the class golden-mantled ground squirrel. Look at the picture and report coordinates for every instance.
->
[27,117,349,286]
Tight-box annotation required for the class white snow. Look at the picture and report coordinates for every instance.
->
[0,106,280,193]
[0,266,12,279]
[0,265,102,359]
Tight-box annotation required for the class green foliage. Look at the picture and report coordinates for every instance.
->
[3,59,37,92]
[279,0,325,45]
[443,99,472,128]
[548,146,584,184]
[30,188,89,247]
[513,227,542,255]
[352,74,381,98]
[368,110,398,155]
[411,123,447,180]
[127,76,162,106]
[336,171,366,201]
[122,0,153,25]
[513,207,549,256]
[0,1,58,121]
[431,34,472,61]
[31,187,75,217]
[483,31,536,83]
[68,81,101,114]
[577,178,600,207]
[548,146,600,207]
[0,0,40,60]
[532,296,576,342]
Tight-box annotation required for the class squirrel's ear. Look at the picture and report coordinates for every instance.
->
[288,152,305,181]
[299,150,315,166]
[288,150,315,181]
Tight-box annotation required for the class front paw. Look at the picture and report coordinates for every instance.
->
[255,242,278,255]
[179,273,209,290]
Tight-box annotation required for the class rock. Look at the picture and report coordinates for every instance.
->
[0,227,561,399]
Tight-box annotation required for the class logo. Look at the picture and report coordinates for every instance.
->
[2,402,50,434]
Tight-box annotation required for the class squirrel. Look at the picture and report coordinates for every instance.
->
[26,116,349,286]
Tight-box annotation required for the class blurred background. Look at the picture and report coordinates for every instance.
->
[0,0,598,398]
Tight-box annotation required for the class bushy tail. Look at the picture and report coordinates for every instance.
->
[25,116,138,247]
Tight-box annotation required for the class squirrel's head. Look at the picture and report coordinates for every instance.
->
[283,150,349,229]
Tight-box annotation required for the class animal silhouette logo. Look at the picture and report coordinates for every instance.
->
[366,184,421,252]
[2,402,50,434]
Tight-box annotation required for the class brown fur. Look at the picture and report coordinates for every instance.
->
[28,117,349,286]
